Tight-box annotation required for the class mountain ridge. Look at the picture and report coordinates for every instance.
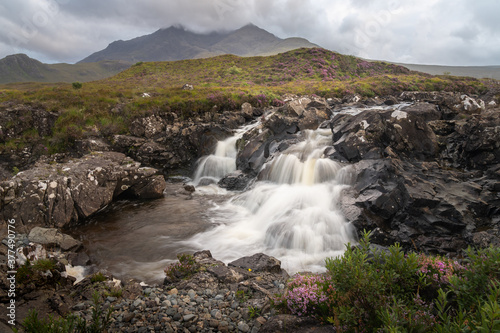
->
[0,53,131,84]
[78,24,320,63]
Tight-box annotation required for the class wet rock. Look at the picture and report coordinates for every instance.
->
[331,103,440,162]
[66,251,91,266]
[218,170,252,191]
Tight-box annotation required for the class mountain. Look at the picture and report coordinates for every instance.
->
[0,54,131,84]
[394,63,500,80]
[79,24,319,63]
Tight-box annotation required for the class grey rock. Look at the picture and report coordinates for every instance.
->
[28,227,81,251]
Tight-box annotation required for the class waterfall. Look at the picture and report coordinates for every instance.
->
[187,126,356,273]
[192,122,260,186]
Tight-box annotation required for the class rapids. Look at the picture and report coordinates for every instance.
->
[185,128,355,273]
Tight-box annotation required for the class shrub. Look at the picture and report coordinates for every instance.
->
[164,253,199,281]
[72,82,82,90]
[275,232,500,332]
[281,274,331,317]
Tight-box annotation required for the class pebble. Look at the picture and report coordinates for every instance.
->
[77,286,272,332]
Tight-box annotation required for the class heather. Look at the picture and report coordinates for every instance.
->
[274,232,500,332]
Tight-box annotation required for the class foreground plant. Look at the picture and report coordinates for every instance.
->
[274,231,500,332]
[15,291,113,333]
[164,253,199,282]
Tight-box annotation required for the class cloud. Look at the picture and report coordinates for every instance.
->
[0,0,499,65]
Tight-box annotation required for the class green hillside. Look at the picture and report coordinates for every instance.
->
[0,48,494,156]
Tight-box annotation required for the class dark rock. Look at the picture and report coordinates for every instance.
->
[229,253,282,274]
[331,103,440,162]
[218,170,252,191]
[206,265,245,283]
[124,175,166,199]
[66,251,91,266]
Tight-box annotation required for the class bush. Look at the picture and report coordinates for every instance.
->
[164,253,199,282]
[72,82,82,90]
[275,231,500,332]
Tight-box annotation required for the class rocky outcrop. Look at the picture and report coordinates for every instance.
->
[331,101,500,254]
[0,151,166,232]
[331,103,441,162]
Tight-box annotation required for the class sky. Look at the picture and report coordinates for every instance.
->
[1,0,499,66]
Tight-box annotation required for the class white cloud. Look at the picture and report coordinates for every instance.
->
[0,0,499,65]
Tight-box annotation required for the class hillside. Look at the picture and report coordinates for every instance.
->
[1,47,495,163]
[79,24,319,63]
[0,54,131,84]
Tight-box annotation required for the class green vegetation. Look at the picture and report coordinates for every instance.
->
[14,291,113,333]
[16,259,58,284]
[72,82,82,90]
[164,253,199,281]
[274,231,500,332]
[0,48,495,158]
[90,272,107,283]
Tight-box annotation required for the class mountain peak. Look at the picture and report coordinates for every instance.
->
[79,24,318,63]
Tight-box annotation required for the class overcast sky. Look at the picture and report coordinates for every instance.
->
[1,0,499,66]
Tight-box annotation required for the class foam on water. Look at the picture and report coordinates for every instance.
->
[187,127,356,273]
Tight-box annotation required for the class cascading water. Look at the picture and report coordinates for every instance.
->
[192,122,260,186]
[187,127,356,273]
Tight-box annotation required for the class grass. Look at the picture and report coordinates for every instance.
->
[0,47,496,159]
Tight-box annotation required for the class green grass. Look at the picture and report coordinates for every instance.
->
[0,48,496,158]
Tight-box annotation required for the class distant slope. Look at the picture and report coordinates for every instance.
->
[396,63,500,80]
[79,24,319,63]
[0,54,131,84]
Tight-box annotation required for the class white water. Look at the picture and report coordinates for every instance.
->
[187,127,356,273]
[192,122,261,186]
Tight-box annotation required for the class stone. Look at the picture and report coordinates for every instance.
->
[229,253,282,274]
[241,102,254,120]
[0,152,166,232]
[28,227,81,251]
[66,252,90,266]
[218,170,252,191]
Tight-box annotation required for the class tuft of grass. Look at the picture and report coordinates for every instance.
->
[90,272,107,283]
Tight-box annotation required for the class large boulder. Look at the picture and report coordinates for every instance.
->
[342,158,499,254]
[0,151,166,232]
